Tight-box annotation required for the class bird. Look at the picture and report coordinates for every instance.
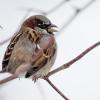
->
[0,15,57,82]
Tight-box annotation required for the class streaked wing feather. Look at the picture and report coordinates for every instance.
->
[25,35,56,78]
[25,56,48,78]
[2,27,41,72]
[2,32,23,71]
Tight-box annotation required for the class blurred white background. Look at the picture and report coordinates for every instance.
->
[0,0,100,100]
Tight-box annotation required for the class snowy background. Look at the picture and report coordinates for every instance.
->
[0,0,100,100]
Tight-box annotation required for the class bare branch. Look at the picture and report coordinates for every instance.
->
[58,0,96,34]
[81,0,96,10]
[0,75,17,85]
[18,0,70,16]
[18,7,46,15]
[45,0,70,15]
[44,77,69,100]
[0,0,96,46]
[0,25,3,29]
[47,41,100,77]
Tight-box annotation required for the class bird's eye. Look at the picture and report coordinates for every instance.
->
[37,22,48,29]
[37,23,41,26]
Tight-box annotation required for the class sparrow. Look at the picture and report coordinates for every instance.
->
[0,15,57,82]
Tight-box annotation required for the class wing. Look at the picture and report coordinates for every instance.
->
[2,32,23,72]
[25,34,56,78]
[2,27,40,72]
[25,55,49,78]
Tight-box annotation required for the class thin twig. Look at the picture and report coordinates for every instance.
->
[44,77,69,100]
[59,0,96,34]
[0,75,17,85]
[0,25,3,29]
[18,7,46,15]
[18,0,70,16]
[0,1,98,100]
[45,0,70,15]
[0,0,95,45]
[47,41,100,77]
[58,11,79,34]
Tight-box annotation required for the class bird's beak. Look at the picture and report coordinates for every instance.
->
[47,24,58,33]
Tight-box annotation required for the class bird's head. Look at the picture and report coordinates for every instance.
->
[22,15,58,34]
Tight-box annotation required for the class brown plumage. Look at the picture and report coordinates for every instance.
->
[0,15,57,82]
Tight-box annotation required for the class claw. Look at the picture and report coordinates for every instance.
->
[32,76,38,83]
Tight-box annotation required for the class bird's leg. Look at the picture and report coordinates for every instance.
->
[32,76,38,83]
